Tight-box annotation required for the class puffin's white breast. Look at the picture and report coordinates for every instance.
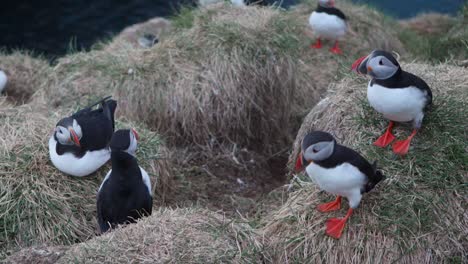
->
[0,71,7,93]
[367,83,428,123]
[49,136,111,177]
[309,11,347,40]
[306,162,365,197]
[98,167,152,195]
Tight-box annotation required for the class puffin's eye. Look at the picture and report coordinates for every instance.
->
[313,148,319,153]
[379,60,383,65]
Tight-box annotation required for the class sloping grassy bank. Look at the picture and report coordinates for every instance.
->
[398,4,468,62]
[0,100,171,259]
[4,1,464,263]
[266,62,467,263]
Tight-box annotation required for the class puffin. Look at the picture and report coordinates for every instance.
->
[0,70,7,93]
[49,96,117,177]
[295,131,385,239]
[138,34,159,48]
[97,129,152,234]
[308,0,347,54]
[351,50,433,155]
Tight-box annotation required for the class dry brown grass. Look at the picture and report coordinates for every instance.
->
[0,52,50,105]
[0,100,173,259]
[263,62,468,263]
[1,2,432,262]
[4,246,68,264]
[399,13,456,35]
[37,2,405,155]
[55,208,264,263]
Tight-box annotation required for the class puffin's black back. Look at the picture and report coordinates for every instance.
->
[97,131,152,234]
[316,5,347,20]
[314,144,385,193]
[74,98,117,151]
[371,71,433,107]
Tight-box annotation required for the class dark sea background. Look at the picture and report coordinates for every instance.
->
[0,0,465,59]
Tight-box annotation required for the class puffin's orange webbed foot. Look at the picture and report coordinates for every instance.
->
[325,209,353,239]
[311,38,322,49]
[374,121,396,147]
[329,41,342,54]
[317,196,341,212]
[392,129,417,155]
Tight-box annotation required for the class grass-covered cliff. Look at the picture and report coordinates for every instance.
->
[1,1,466,263]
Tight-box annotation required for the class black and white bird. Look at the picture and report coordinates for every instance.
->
[97,129,152,234]
[49,96,117,177]
[351,50,433,155]
[295,131,385,239]
[308,0,347,54]
[0,70,7,93]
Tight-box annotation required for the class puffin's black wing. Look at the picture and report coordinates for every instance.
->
[316,5,347,21]
[314,145,381,186]
[97,182,113,234]
[103,99,117,130]
[401,71,433,107]
[74,99,117,151]
[72,96,112,119]
[375,70,432,107]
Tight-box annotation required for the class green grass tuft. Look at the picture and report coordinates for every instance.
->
[354,94,467,240]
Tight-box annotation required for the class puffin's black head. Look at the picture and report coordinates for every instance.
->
[295,131,336,172]
[55,117,82,147]
[351,50,400,80]
[110,129,139,155]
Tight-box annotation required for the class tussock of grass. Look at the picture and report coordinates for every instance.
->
[38,2,405,156]
[0,101,171,259]
[294,0,406,53]
[398,5,468,62]
[0,51,50,105]
[56,208,264,263]
[265,62,467,263]
[104,18,171,52]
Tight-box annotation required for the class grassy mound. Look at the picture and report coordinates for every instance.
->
[0,51,50,105]
[293,0,405,54]
[264,62,467,263]
[398,4,468,62]
[0,101,171,259]
[39,2,405,153]
[104,17,171,52]
[56,208,263,263]
[399,13,456,35]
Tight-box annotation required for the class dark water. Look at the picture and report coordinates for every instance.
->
[0,0,464,58]
[351,0,465,19]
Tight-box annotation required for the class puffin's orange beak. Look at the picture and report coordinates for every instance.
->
[68,128,81,147]
[351,55,368,73]
[132,128,139,141]
[295,151,304,172]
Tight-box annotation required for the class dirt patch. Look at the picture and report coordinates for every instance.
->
[167,147,288,217]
